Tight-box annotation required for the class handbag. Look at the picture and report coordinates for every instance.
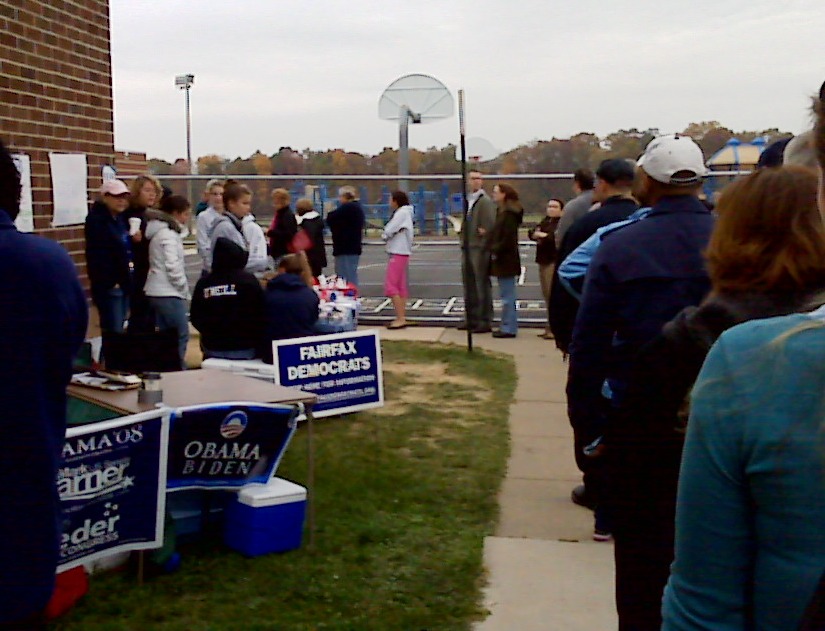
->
[287,228,312,253]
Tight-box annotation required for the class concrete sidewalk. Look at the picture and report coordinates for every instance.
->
[381,326,617,629]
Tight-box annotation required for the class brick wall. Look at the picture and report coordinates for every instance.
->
[115,150,147,178]
[0,0,114,288]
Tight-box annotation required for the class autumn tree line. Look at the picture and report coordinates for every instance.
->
[149,121,790,218]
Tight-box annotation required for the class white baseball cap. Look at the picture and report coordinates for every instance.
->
[637,135,708,186]
[100,179,130,196]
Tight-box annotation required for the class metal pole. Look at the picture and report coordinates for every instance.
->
[398,105,409,192]
[458,89,473,353]
[306,403,316,549]
[185,84,194,205]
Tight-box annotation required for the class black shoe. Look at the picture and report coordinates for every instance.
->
[473,326,492,334]
[492,330,516,338]
[571,484,597,511]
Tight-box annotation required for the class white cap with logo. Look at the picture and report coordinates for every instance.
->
[637,135,708,186]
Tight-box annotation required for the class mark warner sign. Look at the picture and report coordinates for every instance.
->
[58,410,169,572]
[272,330,384,418]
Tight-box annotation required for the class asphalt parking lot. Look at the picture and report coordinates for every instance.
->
[186,240,546,327]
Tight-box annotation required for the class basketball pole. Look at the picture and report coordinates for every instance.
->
[458,89,473,353]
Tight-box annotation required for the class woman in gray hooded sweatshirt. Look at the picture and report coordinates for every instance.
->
[144,195,191,368]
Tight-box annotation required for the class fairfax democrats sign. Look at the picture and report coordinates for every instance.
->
[58,410,169,572]
[166,403,298,491]
[272,330,384,418]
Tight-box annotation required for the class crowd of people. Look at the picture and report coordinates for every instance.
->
[83,175,434,364]
[499,88,825,630]
[3,78,825,627]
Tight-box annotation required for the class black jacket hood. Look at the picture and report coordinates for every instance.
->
[663,290,824,352]
[212,237,249,272]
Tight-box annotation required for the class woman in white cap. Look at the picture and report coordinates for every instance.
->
[84,179,134,333]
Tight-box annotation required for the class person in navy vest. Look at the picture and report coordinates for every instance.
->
[85,179,134,332]
[0,138,87,628]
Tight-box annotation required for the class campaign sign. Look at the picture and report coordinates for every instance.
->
[167,403,298,491]
[58,410,169,572]
[272,330,384,418]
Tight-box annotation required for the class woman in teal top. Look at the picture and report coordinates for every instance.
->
[662,307,825,630]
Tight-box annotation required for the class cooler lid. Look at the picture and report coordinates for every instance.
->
[237,477,307,507]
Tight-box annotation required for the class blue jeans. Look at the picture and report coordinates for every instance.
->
[334,255,360,287]
[497,276,518,335]
[149,297,189,369]
[93,286,129,333]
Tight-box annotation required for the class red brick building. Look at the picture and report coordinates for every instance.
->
[115,150,148,178]
[0,0,114,287]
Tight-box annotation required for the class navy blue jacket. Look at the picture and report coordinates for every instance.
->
[85,201,133,295]
[549,196,639,352]
[567,195,713,443]
[0,209,87,623]
[326,200,365,256]
[263,273,319,362]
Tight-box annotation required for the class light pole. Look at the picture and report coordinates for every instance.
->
[175,74,195,204]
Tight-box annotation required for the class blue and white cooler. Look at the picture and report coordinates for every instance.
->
[224,477,307,556]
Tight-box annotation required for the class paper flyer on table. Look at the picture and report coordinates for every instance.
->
[50,153,89,226]
[11,154,33,232]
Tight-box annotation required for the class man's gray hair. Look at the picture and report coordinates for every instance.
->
[783,131,818,170]
[338,185,357,200]
[205,178,224,191]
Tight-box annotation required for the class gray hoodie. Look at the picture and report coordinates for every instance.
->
[144,209,190,300]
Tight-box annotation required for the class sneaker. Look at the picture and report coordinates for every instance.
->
[593,529,613,542]
[570,484,597,511]
[492,330,516,338]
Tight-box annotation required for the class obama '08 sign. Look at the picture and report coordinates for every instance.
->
[57,410,169,572]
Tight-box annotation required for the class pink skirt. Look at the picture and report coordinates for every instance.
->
[384,254,410,297]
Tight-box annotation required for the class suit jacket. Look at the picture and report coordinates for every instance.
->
[462,191,496,250]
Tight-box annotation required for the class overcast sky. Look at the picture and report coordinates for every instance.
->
[110,0,825,162]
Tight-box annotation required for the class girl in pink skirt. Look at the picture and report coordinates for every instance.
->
[382,191,414,329]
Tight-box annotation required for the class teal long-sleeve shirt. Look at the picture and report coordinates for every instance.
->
[663,308,825,630]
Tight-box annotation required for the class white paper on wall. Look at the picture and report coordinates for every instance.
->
[11,153,33,232]
[50,153,89,227]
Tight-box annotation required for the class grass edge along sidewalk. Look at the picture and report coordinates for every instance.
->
[56,340,516,631]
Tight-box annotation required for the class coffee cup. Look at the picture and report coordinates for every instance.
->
[128,217,141,236]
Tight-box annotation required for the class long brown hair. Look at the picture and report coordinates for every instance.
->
[706,166,825,294]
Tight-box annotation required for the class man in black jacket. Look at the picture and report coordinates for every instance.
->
[549,160,639,356]
[548,159,639,511]
[326,186,365,287]
[190,237,266,359]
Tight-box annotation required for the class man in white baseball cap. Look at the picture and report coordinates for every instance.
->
[636,134,708,186]
[565,133,714,619]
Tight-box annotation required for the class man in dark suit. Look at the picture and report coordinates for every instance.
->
[459,171,497,332]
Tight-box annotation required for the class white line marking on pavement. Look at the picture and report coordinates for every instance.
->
[518,266,526,286]
[411,299,423,309]
[373,298,392,313]
[442,296,458,315]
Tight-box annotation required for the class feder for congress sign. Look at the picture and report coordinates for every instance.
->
[58,410,169,572]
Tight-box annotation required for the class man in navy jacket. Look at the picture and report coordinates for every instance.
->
[0,139,87,627]
[325,186,365,287]
[567,135,714,540]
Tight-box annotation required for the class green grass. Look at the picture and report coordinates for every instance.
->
[56,341,516,631]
